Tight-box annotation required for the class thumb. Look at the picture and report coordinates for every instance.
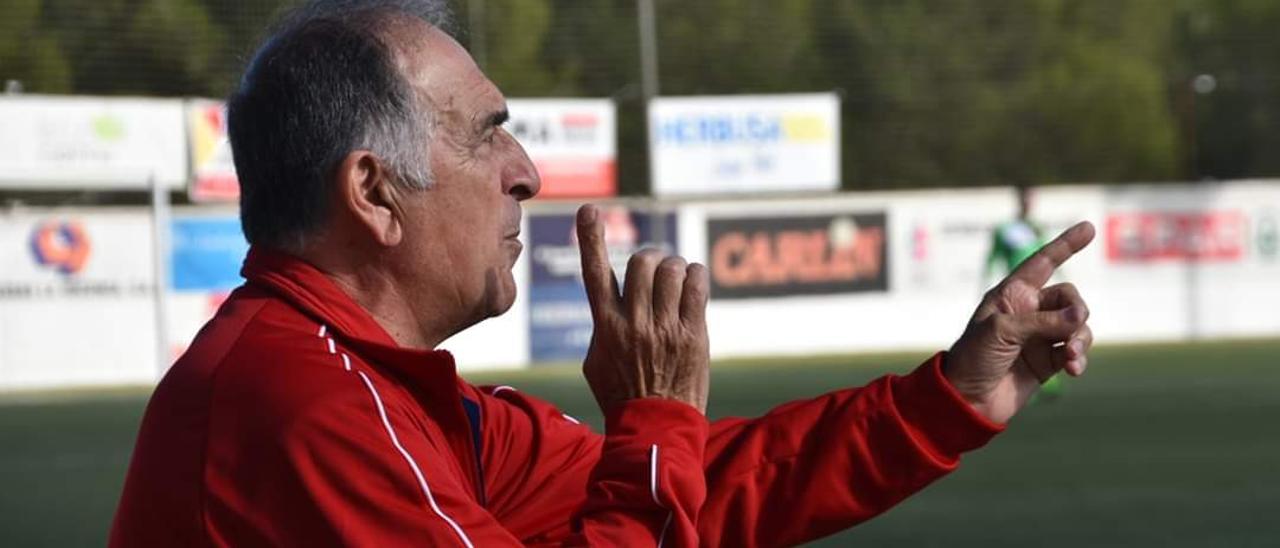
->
[1010,305,1087,343]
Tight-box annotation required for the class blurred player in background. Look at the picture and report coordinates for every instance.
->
[984,184,1062,399]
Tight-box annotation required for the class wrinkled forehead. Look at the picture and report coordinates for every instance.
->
[383,20,505,128]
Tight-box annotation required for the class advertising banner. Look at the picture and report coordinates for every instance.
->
[170,215,248,291]
[1105,210,1247,263]
[706,212,888,299]
[898,192,1013,295]
[649,93,840,196]
[187,99,240,202]
[527,207,676,362]
[166,213,248,361]
[0,211,158,388]
[177,98,617,201]
[0,95,187,189]
[507,99,617,198]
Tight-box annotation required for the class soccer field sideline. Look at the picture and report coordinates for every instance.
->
[5,336,1271,402]
[1,338,1278,546]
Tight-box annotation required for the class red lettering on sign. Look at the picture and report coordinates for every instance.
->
[1105,211,1245,262]
[711,227,885,287]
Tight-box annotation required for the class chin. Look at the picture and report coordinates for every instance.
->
[490,293,516,317]
[480,269,519,318]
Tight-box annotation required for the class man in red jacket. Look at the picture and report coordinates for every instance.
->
[111,1,1096,546]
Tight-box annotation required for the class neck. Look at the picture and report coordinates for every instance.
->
[303,248,455,351]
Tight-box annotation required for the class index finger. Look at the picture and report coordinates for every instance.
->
[576,204,620,317]
[1008,221,1096,288]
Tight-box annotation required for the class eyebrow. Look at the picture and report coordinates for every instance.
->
[475,108,509,135]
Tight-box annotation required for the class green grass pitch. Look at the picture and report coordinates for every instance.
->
[1,339,1277,546]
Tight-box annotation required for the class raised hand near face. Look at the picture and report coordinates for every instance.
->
[946,221,1097,424]
[575,205,711,414]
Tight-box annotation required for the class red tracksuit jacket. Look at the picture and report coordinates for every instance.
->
[110,248,1003,547]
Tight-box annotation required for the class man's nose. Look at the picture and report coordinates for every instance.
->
[503,140,542,201]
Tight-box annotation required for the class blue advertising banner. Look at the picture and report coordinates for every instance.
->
[170,216,248,291]
[528,207,676,363]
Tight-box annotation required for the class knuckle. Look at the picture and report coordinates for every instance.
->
[686,262,709,283]
[686,264,710,294]
[658,257,687,279]
[626,249,647,267]
[659,255,688,270]
[683,281,705,301]
[639,247,664,260]
[627,248,663,271]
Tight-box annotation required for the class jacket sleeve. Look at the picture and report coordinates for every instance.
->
[695,352,1005,547]
[474,384,707,546]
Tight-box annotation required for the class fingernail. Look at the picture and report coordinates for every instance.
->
[1070,339,1085,355]
[1065,360,1081,376]
[1063,305,1085,324]
[578,205,597,225]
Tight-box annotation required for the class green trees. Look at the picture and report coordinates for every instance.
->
[1175,0,1280,179]
[0,0,234,96]
[1,0,1276,190]
[804,0,1180,187]
[0,0,72,92]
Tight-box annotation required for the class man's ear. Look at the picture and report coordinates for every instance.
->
[334,151,405,247]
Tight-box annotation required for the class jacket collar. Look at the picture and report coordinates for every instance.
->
[239,246,459,381]
[242,247,484,498]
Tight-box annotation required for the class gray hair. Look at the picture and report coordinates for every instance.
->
[227,0,455,251]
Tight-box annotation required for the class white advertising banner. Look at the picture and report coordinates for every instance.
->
[0,95,187,189]
[649,93,840,196]
[187,99,239,202]
[2,182,1278,391]
[175,97,617,202]
[677,193,956,358]
[675,181,1280,360]
[507,99,617,198]
[1076,181,1280,341]
[0,210,159,389]
[0,206,531,391]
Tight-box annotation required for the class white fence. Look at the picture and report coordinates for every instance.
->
[1,180,1277,390]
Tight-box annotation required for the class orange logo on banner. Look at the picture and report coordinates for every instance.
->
[31,221,92,275]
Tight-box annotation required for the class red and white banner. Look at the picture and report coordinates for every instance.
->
[507,99,616,198]
[187,100,240,203]
[1105,211,1247,263]
[180,97,618,202]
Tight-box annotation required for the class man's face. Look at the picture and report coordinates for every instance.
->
[391,25,540,330]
